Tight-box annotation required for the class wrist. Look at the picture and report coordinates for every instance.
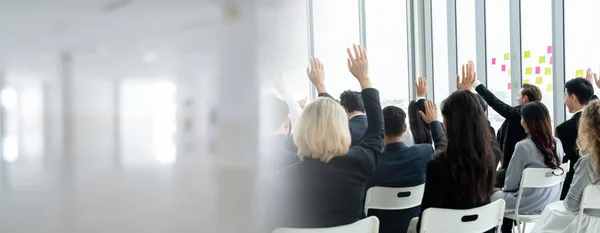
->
[315,85,327,93]
[359,79,372,89]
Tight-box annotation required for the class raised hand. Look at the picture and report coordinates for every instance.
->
[269,71,286,92]
[457,60,477,90]
[418,100,438,124]
[416,77,427,98]
[585,68,600,89]
[298,97,307,109]
[347,44,372,89]
[307,57,326,92]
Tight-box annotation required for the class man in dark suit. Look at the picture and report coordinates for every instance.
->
[340,90,368,146]
[366,101,446,233]
[557,77,596,199]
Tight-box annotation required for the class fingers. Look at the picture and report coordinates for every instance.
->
[316,58,323,70]
[347,48,355,61]
[456,74,461,88]
[461,64,466,82]
[353,44,361,60]
[361,46,368,61]
[347,58,352,69]
[306,66,311,75]
[418,111,426,119]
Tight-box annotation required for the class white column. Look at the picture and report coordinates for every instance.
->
[0,70,8,192]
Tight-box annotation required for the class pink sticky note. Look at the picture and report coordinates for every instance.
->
[501,64,506,71]
[535,66,541,74]
[508,83,511,90]
[550,57,553,64]
[492,58,496,65]
[547,46,552,54]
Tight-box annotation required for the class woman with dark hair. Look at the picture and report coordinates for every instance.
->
[492,101,565,233]
[408,100,432,144]
[408,90,497,233]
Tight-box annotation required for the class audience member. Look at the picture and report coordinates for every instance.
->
[366,88,446,233]
[408,100,432,145]
[533,100,600,233]
[264,45,384,231]
[407,90,497,233]
[556,72,595,199]
[491,101,565,233]
[459,60,542,187]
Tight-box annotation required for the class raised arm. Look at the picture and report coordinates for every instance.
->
[585,68,600,100]
[347,44,384,163]
[271,72,302,129]
[306,57,334,100]
[418,100,447,151]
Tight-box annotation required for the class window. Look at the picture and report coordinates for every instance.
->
[313,0,360,99]
[456,0,476,66]
[485,0,511,132]
[365,0,409,110]
[432,0,449,112]
[565,0,600,119]
[521,0,554,122]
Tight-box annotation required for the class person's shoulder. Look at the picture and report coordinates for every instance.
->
[411,143,434,154]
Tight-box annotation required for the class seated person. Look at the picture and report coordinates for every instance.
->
[407,90,497,233]
[532,100,600,233]
[340,90,368,146]
[491,101,565,233]
[366,99,445,233]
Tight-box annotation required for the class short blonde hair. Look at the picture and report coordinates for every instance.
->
[293,97,351,162]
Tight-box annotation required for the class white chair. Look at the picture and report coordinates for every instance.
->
[272,216,379,233]
[364,184,425,215]
[419,199,506,233]
[575,184,600,232]
[505,162,570,233]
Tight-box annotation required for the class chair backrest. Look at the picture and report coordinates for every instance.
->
[419,200,506,233]
[364,184,425,215]
[520,162,569,189]
[576,184,600,232]
[272,216,379,233]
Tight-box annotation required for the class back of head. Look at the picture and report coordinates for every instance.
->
[440,90,496,204]
[383,106,407,138]
[520,101,560,170]
[522,84,543,102]
[577,100,600,177]
[293,97,351,162]
[475,94,488,112]
[408,100,432,144]
[339,90,365,113]
[262,94,289,130]
[565,78,595,105]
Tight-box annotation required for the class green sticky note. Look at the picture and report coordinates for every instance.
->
[545,67,552,75]
[504,53,510,60]
[539,56,546,64]
[535,76,543,84]
[523,79,530,84]
[524,50,531,58]
[508,69,511,76]
[576,69,584,77]
[526,67,533,75]
[547,84,553,91]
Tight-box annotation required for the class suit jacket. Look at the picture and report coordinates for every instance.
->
[264,88,384,231]
[349,115,368,146]
[366,121,446,233]
[556,112,582,199]
[475,84,527,169]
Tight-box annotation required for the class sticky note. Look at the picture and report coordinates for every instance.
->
[550,57,553,64]
[492,58,496,65]
[508,83,511,90]
[535,66,541,74]
[547,46,553,54]
[547,84,553,91]
[535,76,543,84]
[508,69,511,76]
[524,79,530,84]
[526,67,533,75]
[524,50,531,58]
[576,69,585,77]
[545,67,552,75]
[539,56,546,64]
[504,53,510,60]
[501,64,506,71]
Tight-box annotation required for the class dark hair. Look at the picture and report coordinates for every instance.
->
[565,78,595,105]
[476,94,488,112]
[521,102,563,173]
[264,94,289,129]
[383,106,407,137]
[439,90,496,205]
[339,90,365,113]
[408,100,432,144]
[521,84,543,102]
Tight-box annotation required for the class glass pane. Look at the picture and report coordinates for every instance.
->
[456,0,476,66]
[365,0,409,110]
[521,0,554,123]
[432,0,449,112]
[565,0,600,119]
[313,0,360,99]
[486,0,512,132]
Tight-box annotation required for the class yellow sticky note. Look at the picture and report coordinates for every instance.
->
[524,79,530,84]
[539,56,546,64]
[504,53,510,60]
[524,50,531,58]
[547,84,553,91]
[576,69,584,77]
[526,67,533,75]
[535,76,543,84]
[508,69,511,76]
[545,67,552,75]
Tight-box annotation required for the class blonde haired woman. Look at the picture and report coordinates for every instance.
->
[264,44,384,231]
[533,100,600,233]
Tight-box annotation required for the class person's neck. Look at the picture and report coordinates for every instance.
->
[348,111,364,118]
[384,136,403,145]
[571,105,584,113]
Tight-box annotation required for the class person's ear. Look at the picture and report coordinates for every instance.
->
[523,95,529,103]
[403,124,408,133]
